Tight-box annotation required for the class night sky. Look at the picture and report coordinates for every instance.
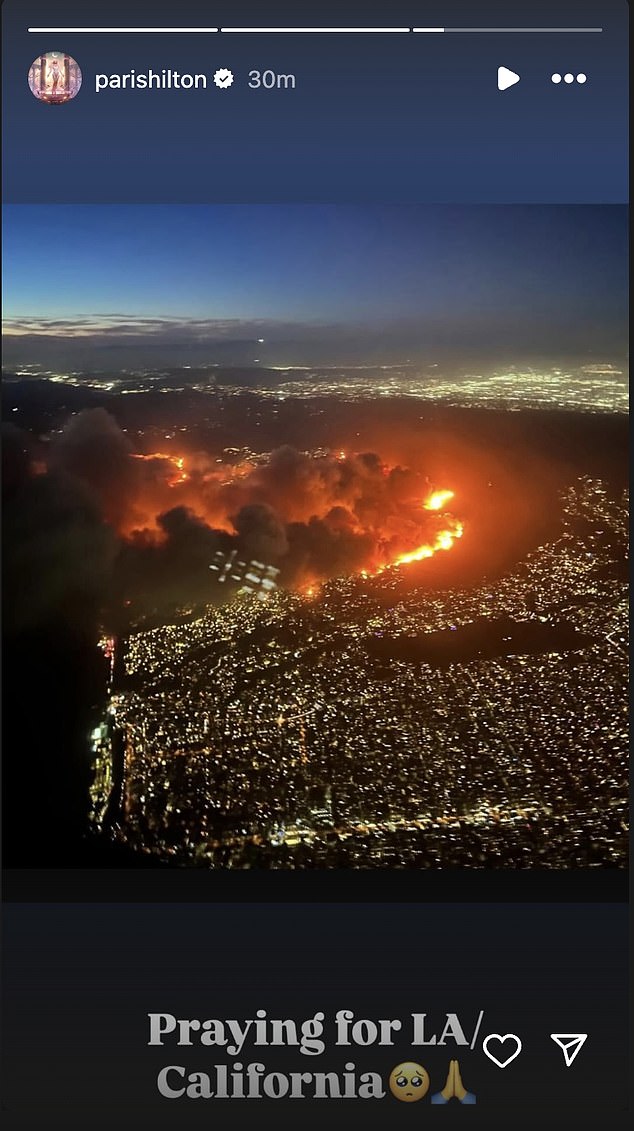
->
[2,204,628,368]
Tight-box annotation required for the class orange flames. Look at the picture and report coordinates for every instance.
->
[424,489,455,511]
[130,451,188,487]
[300,507,463,593]
[300,489,463,590]
[125,448,464,587]
[392,516,464,567]
[375,488,463,574]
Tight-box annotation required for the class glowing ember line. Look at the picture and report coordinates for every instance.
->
[131,452,178,462]
[372,491,463,575]
[130,451,188,485]
[393,519,464,566]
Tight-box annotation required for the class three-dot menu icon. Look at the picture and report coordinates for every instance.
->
[552,73,587,84]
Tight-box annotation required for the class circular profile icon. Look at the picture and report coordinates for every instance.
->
[28,52,82,104]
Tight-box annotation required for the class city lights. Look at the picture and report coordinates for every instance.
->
[90,476,627,869]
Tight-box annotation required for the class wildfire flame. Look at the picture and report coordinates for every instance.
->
[374,488,463,575]
[392,517,464,566]
[424,489,455,511]
[125,450,463,587]
[131,451,188,487]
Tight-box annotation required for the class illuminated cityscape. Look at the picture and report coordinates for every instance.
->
[4,360,628,414]
[90,476,628,867]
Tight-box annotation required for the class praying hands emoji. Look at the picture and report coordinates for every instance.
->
[431,1059,476,1104]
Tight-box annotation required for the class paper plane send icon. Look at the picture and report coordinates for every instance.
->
[550,1034,588,1067]
[498,66,520,91]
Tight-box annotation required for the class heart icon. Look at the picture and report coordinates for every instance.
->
[482,1033,522,1068]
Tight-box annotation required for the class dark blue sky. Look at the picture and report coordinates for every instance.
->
[2,204,628,367]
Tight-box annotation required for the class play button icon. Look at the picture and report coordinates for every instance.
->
[498,66,520,91]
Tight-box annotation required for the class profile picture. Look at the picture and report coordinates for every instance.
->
[28,51,82,103]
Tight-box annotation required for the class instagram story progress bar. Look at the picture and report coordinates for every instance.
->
[27,27,604,34]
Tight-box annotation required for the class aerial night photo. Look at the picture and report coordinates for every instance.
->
[1,203,628,869]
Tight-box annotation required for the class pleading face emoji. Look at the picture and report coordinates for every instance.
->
[388,1061,430,1102]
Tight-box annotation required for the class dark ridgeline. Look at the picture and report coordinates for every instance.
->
[1,422,151,866]
[2,621,104,863]
[364,616,595,667]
